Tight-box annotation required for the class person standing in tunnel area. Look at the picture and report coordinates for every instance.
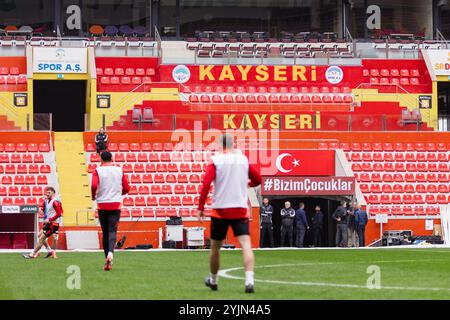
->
[280,201,296,247]
[310,205,324,247]
[294,202,309,248]
[347,202,359,247]
[355,204,368,247]
[259,198,274,248]
[332,201,349,247]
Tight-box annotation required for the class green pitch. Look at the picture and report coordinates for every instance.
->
[1,248,450,300]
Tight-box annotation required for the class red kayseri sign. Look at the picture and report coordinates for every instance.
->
[246,150,335,176]
[261,176,355,195]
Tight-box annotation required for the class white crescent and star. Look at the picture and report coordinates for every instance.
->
[275,153,300,173]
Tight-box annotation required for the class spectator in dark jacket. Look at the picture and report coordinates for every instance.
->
[95,127,108,153]
[355,204,368,247]
[259,198,274,248]
[280,201,295,247]
[311,205,324,247]
[347,202,358,247]
[332,201,348,247]
[295,202,309,247]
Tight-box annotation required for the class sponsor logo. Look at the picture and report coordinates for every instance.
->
[172,65,191,83]
[2,206,20,213]
[55,48,66,59]
[325,66,344,84]
[20,205,39,213]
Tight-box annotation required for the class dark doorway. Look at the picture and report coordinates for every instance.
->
[33,80,86,131]
[438,82,450,131]
[268,196,341,247]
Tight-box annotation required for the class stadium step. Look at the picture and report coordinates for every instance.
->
[54,132,93,225]
[0,115,20,130]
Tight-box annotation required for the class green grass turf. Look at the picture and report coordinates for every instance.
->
[1,248,450,300]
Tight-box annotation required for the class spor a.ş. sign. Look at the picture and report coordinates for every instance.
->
[33,47,87,74]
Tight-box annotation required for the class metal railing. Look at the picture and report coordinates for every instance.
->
[108,112,428,132]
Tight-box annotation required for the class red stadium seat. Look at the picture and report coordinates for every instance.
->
[36,175,47,185]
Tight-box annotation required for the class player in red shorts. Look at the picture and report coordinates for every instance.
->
[23,187,63,259]
[197,134,261,293]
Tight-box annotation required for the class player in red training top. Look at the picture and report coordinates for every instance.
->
[23,186,63,259]
[197,134,261,293]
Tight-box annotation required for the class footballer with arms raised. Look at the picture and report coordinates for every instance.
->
[198,134,262,293]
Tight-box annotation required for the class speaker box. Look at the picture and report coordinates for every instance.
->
[162,240,176,249]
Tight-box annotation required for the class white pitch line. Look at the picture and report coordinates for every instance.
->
[218,261,450,292]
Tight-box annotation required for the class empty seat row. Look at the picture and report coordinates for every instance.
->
[321,142,450,152]
[107,207,212,219]
[0,66,21,75]
[363,69,420,77]
[0,164,51,174]
[352,162,450,172]
[96,67,155,76]
[89,152,212,163]
[85,142,218,152]
[1,175,48,185]
[357,173,450,183]
[99,76,153,85]
[0,186,45,196]
[128,184,206,195]
[369,205,440,216]
[188,94,353,104]
[359,183,450,194]
[365,194,449,205]
[0,75,27,85]
[118,173,204,184]
[184,85,352,94]
[356,170,450,182]
[88,163,207,173]
[0,234,28,249]
[348,152,450,162]
[369,77,419,86]
[122,195,211,207]
[0,143,50,152]
[0,154,45,163]
[2,197,44,206]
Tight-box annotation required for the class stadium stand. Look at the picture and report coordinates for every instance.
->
[85,142,215,220]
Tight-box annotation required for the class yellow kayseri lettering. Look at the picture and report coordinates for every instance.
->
[315,111,321,129]
[236,65,252,81]
[219,65,235,81]
[199,65,214,81]
[223,114,236,129]
[300,114,312,129]
[240,114,254,129]
[255,65,269,81]
[292,66,306,81]
[269,114,279,129]
[274,66,287,81]
[253,114,267,129]
[285,114,296,129]
[311,66,317,81]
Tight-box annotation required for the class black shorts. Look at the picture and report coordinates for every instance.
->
[210,217,250,241]
[43,223,59,238]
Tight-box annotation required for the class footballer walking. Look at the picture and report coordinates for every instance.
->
[197,134,262,293]
[23,186,63,259]
[91,151,130,271]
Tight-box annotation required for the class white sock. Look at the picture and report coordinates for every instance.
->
[107,252,113,260]
[46,246,51,252]
[210,273,218,284]
[245,271,254,286]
